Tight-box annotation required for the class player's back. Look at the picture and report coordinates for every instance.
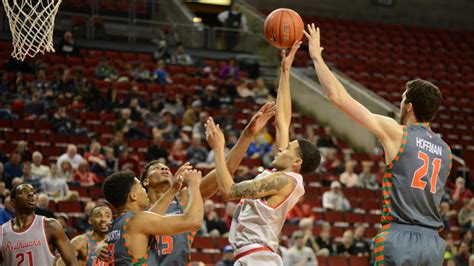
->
[1,215,56,265]
[229,170,305,253]
[383,123,452,228]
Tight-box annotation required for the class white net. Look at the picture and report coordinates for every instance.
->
[2,0,62,61]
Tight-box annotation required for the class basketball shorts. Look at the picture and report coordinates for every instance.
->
[373,223,446,266]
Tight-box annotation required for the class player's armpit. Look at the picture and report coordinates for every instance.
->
[228,173,294,200]
[46,218,79,266]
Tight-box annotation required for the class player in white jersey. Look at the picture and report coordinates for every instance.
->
[205,41,321,266]
[0,183,78,266]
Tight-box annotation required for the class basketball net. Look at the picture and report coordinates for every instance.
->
[2,0,62,61]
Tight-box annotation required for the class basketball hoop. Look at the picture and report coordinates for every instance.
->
[2,0,62,61]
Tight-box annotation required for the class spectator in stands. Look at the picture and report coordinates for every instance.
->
[217,245,235,266]
[182,100,201,127]
[15,141,31,163]
[246,138,272,159]
[0,163,5,187]
[285,231,317,266]
[305,126,319,145]
[143,99,164,128]
[157,110,179,142]
[31,151,50,179]
[83,141,106,175]
[217,3,248,51]
[353,225,370,257]
[322,181,351,211]
[73,160,97,187]
[35,193,55,218]
[439,201,457,230]
[3,152,23,189]
[21,162,43,193]
[444,233,458,263]
[95,57,118,81]
[42,164,78,201]
[117,146,139,176]
[299,218,318,252]
[168,139,187,167]
[203,199,227,236]
[109,131,126,157]
[337,230,357,256]
[0,181,8,203]
[455,242,471,266]
[219,58,240,80]
[254,78,271,105]
[76,201,96,232]
[152,40,171,62]
[57,144,84,170]
[461,230,473,247]
[193,111,209,140]
[104,147,118,176]
[223,201,236,231]
[0,196,13,224]
[114,108,146,139]
[57,31,78,55]
[144,133,168,163]
[452,177,472,203]
[458,198,474,230]
[317,126,338,150]
[56,212,74,239]
[236,79,254,99]
[33,69,51,91]
[106,88,121,112]
[54,68,77,98]
[153,60,172,85]
[340,161,360,188]
[202,85,220,109]
[24,91,45,119]
[58,160,73,182]
[287,196,313,223]
[51,107,86,136]
[79,81,106,113]
[170,43,193,66]
[315,222,335,256]
[131,62,152,82]
[359,161,379,190]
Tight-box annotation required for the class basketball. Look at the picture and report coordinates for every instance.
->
[264,8,304,49]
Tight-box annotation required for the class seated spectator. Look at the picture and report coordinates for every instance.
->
[216,245,235,266]
[223,202,237,231]
[168,139,187,167]
[440,201,457,230]
[152,40,171,62]
[202,85,220,109]
[0,181,9,203]
[104,147,118,176]
[15,141,31,163]
[75,201,96,232]
[285,231,317,266]
[59,160,74,182]
[84,141,106,175]
[109,131,126,157]
[299,218,318,252]
[337,230,357,256]
[287,196,313,223]
[236,79,254,99]
[50,107,87,136]
[181,100,201,127]
[444,233,458,262]
[359,161,379,190]
[322,181,351,211]
[57,144,84,170]
[317,126,339,150]
[114,108,146,139]
[33,69,51,91]
[131,62,152,82]
[21,162,42,193]
[57,31,78,55]
[0,196,13,225]
[455,242,471,266]
[54,68,77,98]
[461,230,472,246]
[24,91,45,119]
[203,199,227,236]
[35,193,55,218]
[193,111,209,140]
[219,58,240,80]
[458,198,474,230]
[153,60,172,85]
[340,161,360,188]
[31,151,50,179]
[73,160,97,187]
[42,164,78,201]
[145,133,168,162]
[3,152,22,188]
[246,138,272,158]
[143,99,164,128]
[95,57,117,81]
[117,146,139,176]
[254,78,271,105]
[170,43,193,65]
[315,222,335,256]
[353,225,370,257]
[305,126,319,145]
[452,177,472,203]
[158,110,179,142]
[0,163,5,187]
[187,134,208,166]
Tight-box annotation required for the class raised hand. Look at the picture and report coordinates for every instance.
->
[244,102,277,136]
[205,117,225,151]
[303,23,324,61]
[281,40,302,72]
[174,162,193,181]
[182,169,202,187]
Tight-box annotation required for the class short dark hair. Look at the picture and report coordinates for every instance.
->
[140,160,160,185]
[90,204,111,216]
[102,171,136,209]
[404,79,442,122]
[296,139,321,175]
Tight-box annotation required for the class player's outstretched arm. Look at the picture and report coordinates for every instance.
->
[132,170,204,236]
[195,102,277,201]
[46,218,79,266]
[304,24,403,152]
[275,41,301,152]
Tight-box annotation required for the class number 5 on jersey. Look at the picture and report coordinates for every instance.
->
[411,151,442,193]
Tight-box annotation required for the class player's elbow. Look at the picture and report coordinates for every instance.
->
[188,217,203,231]
[327,93,342,106]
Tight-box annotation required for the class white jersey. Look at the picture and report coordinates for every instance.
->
[229,170,305,253]
[1,215,56,266]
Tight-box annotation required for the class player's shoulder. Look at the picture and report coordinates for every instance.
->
[44,217,64,233]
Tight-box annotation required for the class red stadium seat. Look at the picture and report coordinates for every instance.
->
[192,236,214,250]
[57,201,82,213]
[215,237,229,249]
[69,186,90,198]
[323,211,344,223]
[317,256,327,266]
[328,256,349,266]
[349,256,370,266]
[190,252,214,264]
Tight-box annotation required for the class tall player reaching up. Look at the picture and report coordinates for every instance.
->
[304,23,451,266]
[205,41,321,266]
[0,183,78,265]
[57,205,113,266]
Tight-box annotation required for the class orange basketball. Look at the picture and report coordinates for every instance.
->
[264,8,304,49]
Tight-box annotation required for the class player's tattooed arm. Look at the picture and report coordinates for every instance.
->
[46,218,79,266]
[228,173,294,200]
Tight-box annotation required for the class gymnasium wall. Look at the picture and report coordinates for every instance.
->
[247,0,474,32]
